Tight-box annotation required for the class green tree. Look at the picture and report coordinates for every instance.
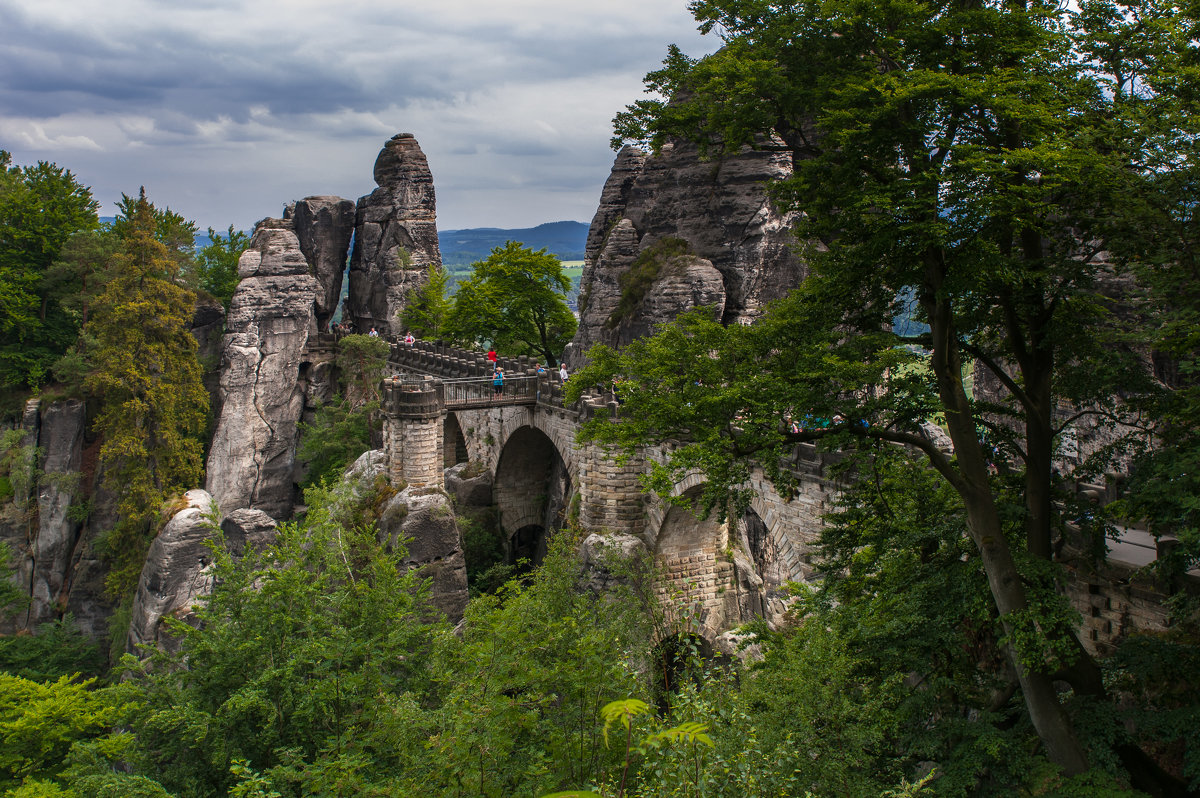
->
[195,226,248,310]
[400,263,451,339]
[124,479,441,798]
[106,192,196,273]
[0,152,99,389]
[584,0,1191,781]
[85,189,209,596]
[443,242,577,366]
[297,334,388,489]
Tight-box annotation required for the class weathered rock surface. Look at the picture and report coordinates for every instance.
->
[348,134,442,336]
[28,400,86,628]
[379,487,468,622]
[445,461,493,508]
[0,399,87,633]
[206,217,320,519]
[577,532,648,595]
[220,509,278,557]
[289,196,356,332]
[566,141,806,367]
[127,490,219,655]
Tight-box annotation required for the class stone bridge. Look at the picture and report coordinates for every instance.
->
[380,339,837,640]
[379,339,1177,651]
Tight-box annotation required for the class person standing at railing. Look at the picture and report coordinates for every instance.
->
[493,366,504,397]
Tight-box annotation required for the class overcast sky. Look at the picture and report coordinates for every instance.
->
[0,0,717,233]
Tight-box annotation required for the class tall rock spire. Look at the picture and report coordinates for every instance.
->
[347,133,442,336]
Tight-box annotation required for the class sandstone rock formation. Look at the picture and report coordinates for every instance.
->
[206,217,320,519]
[566,141,807,367]
[0,399,87,633]
[288,196,356,332]
[445,461,493,508]
[127,490,219,655]
[220,508,278,557]
[379,487,468,623]
[348,134,442,336]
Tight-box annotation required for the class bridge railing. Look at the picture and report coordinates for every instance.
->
[440,374,538,406]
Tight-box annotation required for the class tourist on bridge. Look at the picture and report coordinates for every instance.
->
[493,366,504,396]
[559,364,568,382]
[404,332,415,347]
[487,348,498,363]
[368,327,379,337]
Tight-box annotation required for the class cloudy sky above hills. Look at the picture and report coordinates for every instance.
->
[0,0,716,232]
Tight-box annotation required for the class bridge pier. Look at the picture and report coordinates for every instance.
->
[382,378,446,490]
[577,403,647,536]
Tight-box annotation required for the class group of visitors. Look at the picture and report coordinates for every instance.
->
[488,351,570,399]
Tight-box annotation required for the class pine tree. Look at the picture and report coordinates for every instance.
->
[85,189,208,596]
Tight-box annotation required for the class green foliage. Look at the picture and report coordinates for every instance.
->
[607,237,693,329]
[590,0,1200,777]
[0,673,121,791]
[0,151,100,390]
[124,478,441,798]
[456,509,514,596]
[85,189,209,597]
[107,191,196,271]
[334,333,390,408]
[0,617,106,683]
[442,241,577,367]
[296,395,376,489]
[417,528,654,797]
[400,263,451,339]
[0,540,29,620]
[195,226,248,310]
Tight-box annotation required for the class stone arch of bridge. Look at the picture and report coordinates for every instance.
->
[493,424,573,567]
[651,481,733,640]
[645,468,813,589]
[443,413,468,469]
[743,495,808,587]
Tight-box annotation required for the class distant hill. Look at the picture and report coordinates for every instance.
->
[438,221,588,267]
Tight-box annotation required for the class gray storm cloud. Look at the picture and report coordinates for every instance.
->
[0,0,715,230]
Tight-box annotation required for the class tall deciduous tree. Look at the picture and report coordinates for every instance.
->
[0,151,99,389]
[583,0,1191,784]
[85,189,208,596]
[443,242,577,366]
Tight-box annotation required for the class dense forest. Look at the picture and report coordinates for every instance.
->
[3,0,1200,795]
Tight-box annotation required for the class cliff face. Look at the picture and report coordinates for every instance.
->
[566,140,806,366]
[347,134,442,336]
[205,217,321,519]
[289,196,357,333]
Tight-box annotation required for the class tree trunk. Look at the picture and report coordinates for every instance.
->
[924,281,1090,775]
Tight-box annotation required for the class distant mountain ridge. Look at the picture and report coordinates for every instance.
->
[438,220,588,266]
[104,216,589,266]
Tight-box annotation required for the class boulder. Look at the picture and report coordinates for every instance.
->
[205,217,320,519]
[445,461,493,508]
[347,134,442,336]
[126,490,220,655]
[220,508,278,557]
[27,399,86,628]
[378,487,468,622]
[289,196,356,331]
[577,532,648,596]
